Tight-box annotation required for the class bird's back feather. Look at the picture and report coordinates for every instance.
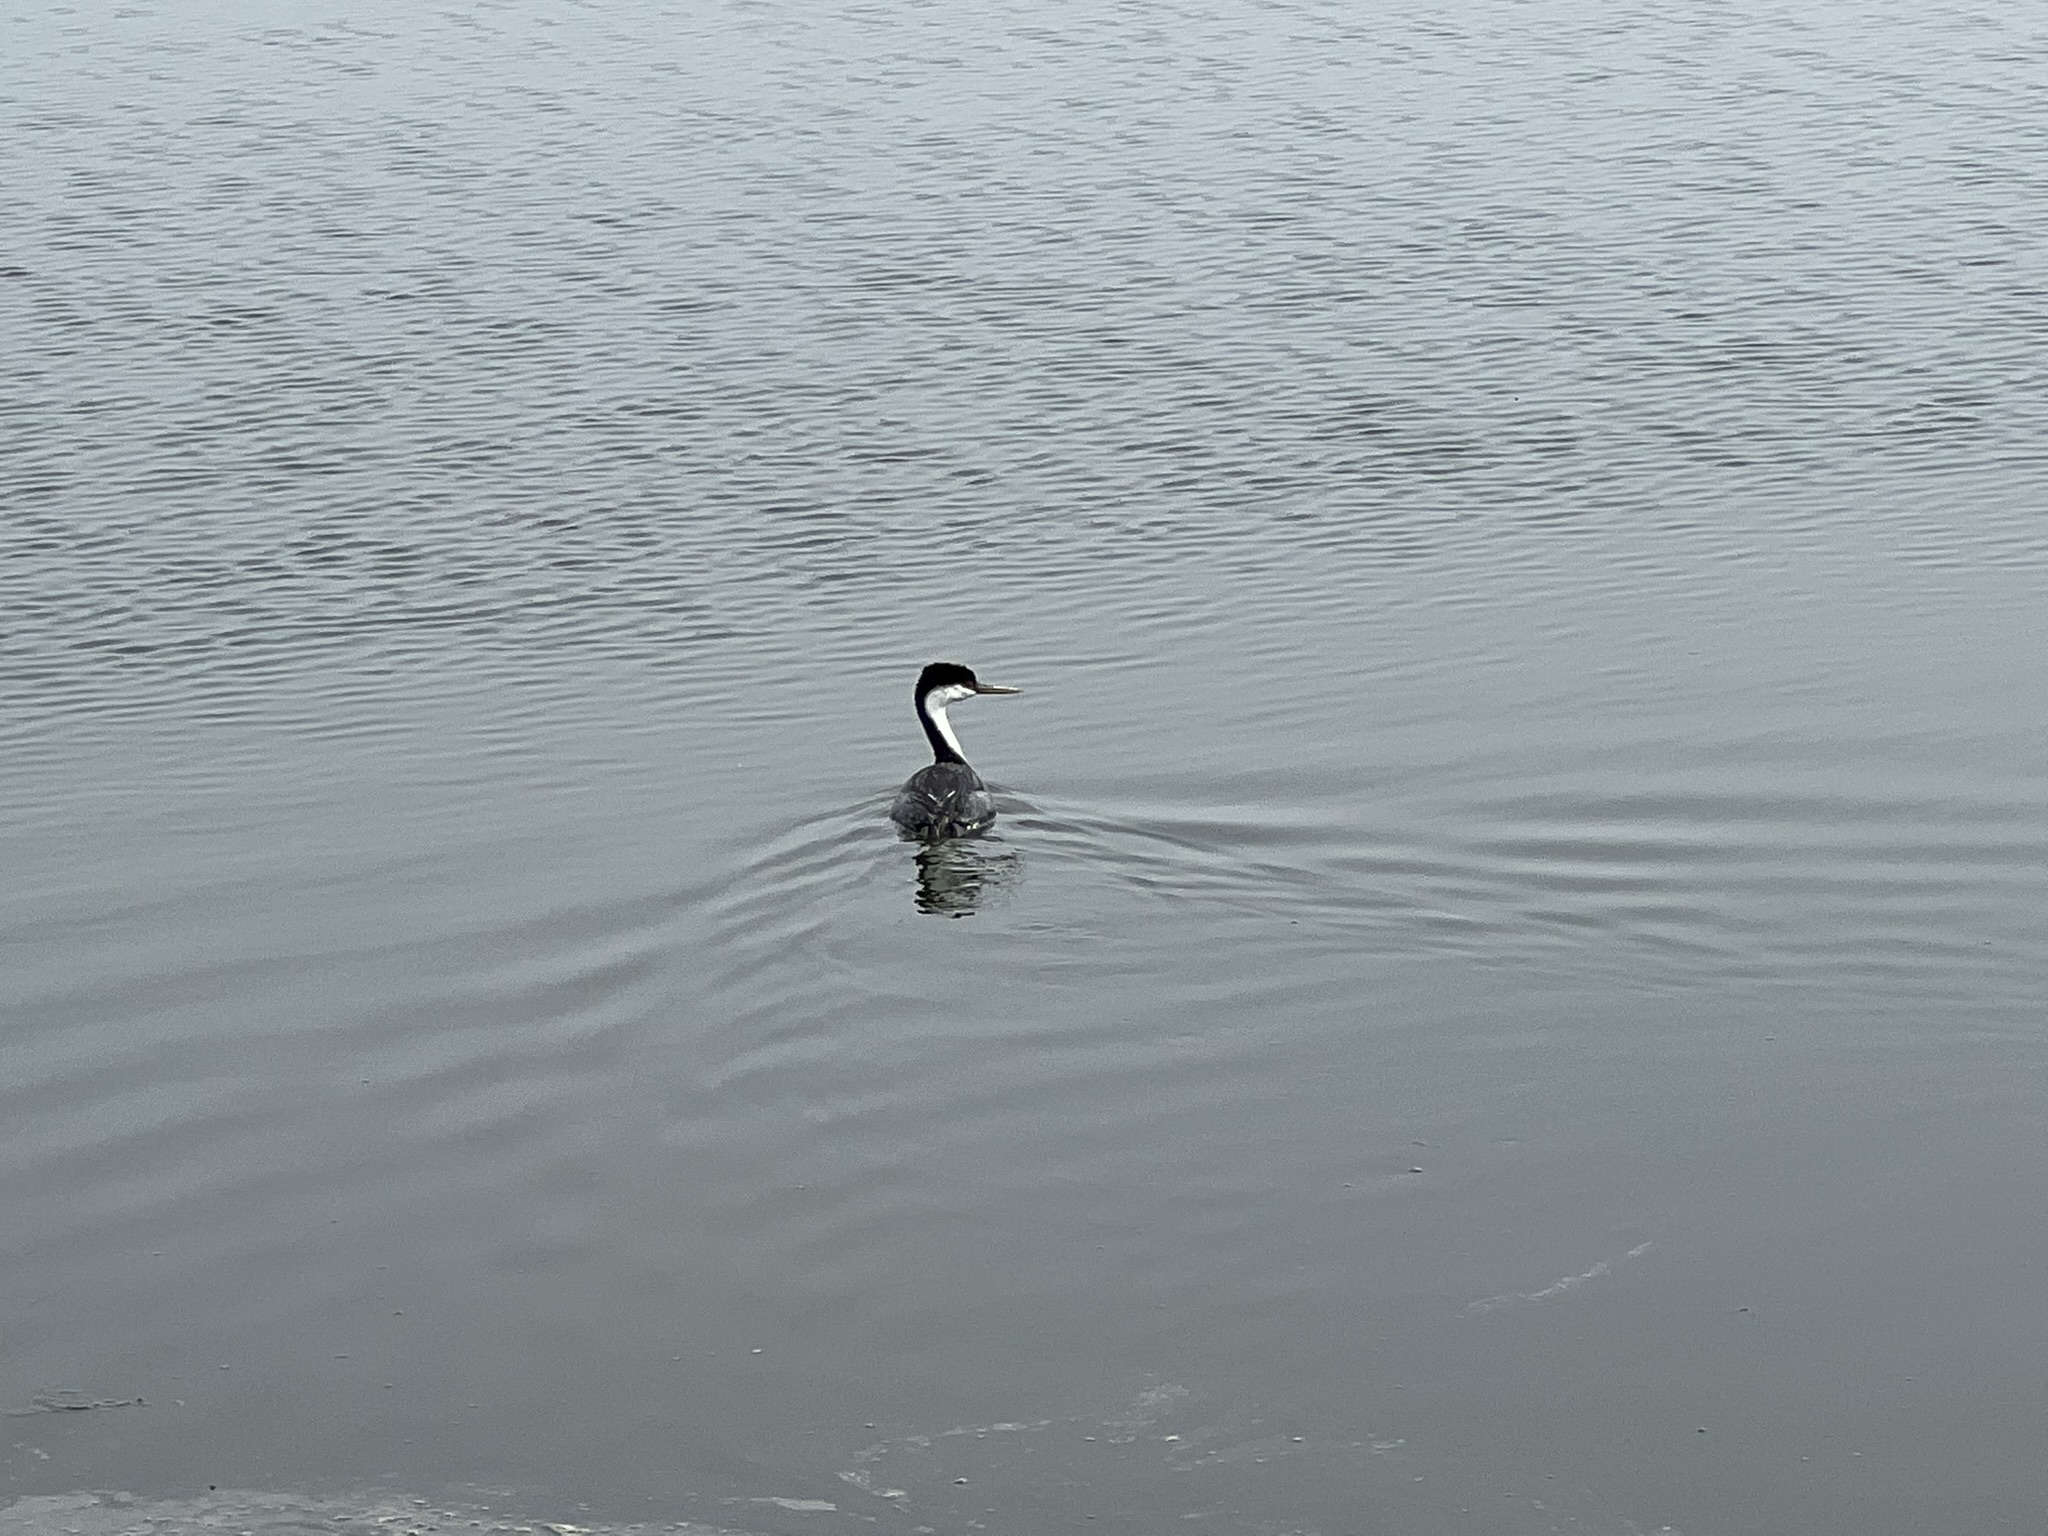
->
[890,760,994,840]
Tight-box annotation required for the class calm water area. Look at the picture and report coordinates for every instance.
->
[3,1,2044,1533]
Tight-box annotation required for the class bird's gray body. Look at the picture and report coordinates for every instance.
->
[890,760,995,841]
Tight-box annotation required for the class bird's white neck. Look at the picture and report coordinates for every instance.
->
[920,684,972,761]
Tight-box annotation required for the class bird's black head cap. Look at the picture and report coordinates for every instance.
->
[916,661,981,695]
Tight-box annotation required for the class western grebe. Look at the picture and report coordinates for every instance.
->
[889,661,1020,840]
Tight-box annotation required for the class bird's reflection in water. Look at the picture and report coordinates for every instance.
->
[912,836,1019,917]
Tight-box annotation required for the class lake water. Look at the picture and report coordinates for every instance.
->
[2,1,2043,1533]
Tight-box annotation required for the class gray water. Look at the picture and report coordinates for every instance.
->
[3,1,2044,1533]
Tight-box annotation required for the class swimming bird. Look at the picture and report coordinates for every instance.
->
[889,661,1020,840]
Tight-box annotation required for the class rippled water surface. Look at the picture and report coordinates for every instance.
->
[4,1,2044,1533]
